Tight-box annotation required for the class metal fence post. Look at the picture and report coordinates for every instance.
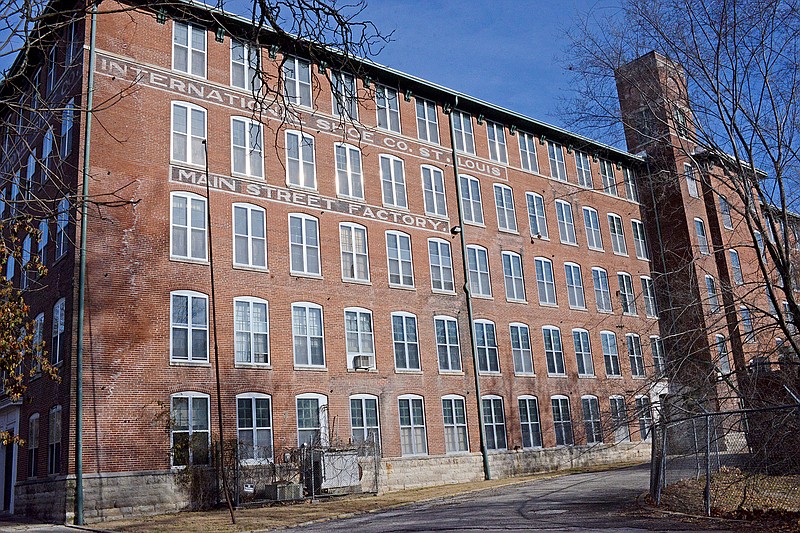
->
[704,414,711,517]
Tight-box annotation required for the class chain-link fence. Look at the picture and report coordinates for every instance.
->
[650,404,800,516]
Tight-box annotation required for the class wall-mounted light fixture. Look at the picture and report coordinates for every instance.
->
[476,114,484,125]
[592,153,599,163]
[509,125,517,136]
[363,76,372,88]
[567,144,574,154]
[450,225,462,235]
[318,61,328,74]
[615,162,622,170]
[404,89,412,102]
[214,27,225,43]
[156,8,167,24]
[442,103,453,114]
[268,44,279,60]
[539,135,547,145]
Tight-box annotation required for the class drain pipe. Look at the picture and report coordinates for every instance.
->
[74,0,100,525]
[446,98,491,480]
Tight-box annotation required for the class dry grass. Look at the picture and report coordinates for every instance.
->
[101,463,640,533]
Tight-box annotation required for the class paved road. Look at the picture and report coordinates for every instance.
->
[274,464,732,533]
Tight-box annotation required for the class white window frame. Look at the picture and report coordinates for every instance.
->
[398,394,427,456]
[37,219,48,267]
[47,405,62,474]
[573,328,594,377]
[451,111,475,154]
[285,130,316,189]
[564,262,586,309]
[386,230,414,288]
[601,331,621,376]
[283,56,312,108]
[169,392,211,468]
[575,151,593,188]
[232,203,267,269]
[631,219,648,259]
[526,192,548,239]
[481,395,507,450]
[292,302,326,367]
[230,40,262,93]
[172,21,206,78]
[51,298,65,365]
[720,196,733,229]
[610,396,630,443]
[392,311,420,371]
[416,98,439,144]
[599,160,618,196]
[608,213,627,255]
[740,306,755,343]
[350,394,380,447]
[442,395,469,453]
[486,121,508,164]
[684,163,699,198]
[501,251,525,302]
[331,71,357,119]
[518,132,539,173]
[623,168,638,201]
[583,207,603,251]
[380,154,407,209]
[28,412,39,477]
[627,333,645,377]
[60,98,75,159]
[641,276,658,318]
[340,222,370,283]
[555,200,577,245]
[635,395,653,441]
[543,325,565,376]
[296,393,329,446]
[551,395,574,446]
[694,218,709,254]
[170,192,207,262]
[474,319,500,373]
[435,316,462,372]
[715,335,731,373]
[535,257,557,306]
[428,238,454,293]
[510,322,534,375]
[171,101,207,167]
[345,307,375,370]
[547,141,567,181]
[231,117,264,178]
[582,395,603,444]
[236,393,273,463]
[459,175,484,225]
[618,272,637,315]
[518,395,543,449]
[289,213,321,277]
[170,290,209,364]
[375,85,400,132]
[592,267,612,312]
[421,165,447,217]
[466,245,491,297]
[650,336,666,376]
[233,297,270,366]
[335,143,364,200]
[730,249,744,285]
[493,184,517,232]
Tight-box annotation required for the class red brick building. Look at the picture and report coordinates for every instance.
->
[0,0,774,523]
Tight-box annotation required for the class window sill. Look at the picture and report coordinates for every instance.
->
[291,272,323,280]
[337,193,366,203]
[506,298,528,305]
[623,312,639,317]
[438,370,464,376]
[498,228,519,236]
[170,159,205,171]
[646,314,659,320]
[294,365,328,372]
[588,247,604,253]
[463,221,486,229]
[514,372,535,378]
[232,264,269,273]
[569,306,589,312]
[578,374,596,379]
[596,309,614,314]
[343,278,372,286]
[530,235,550,242]
[388,283,416,291]
[559,241,579,247]
[285,182,318,192]
[231,171,265,181]
[234,363,272,370]
[170,256,210,266]
[538,302,558,308]
[472,294,493,300]
[170,361,211,367]
[478,371,501,376]
[547,373,568,378]
[377,125,402,135]
[636,256,650,261]
[431,288,457,296]
[424,211,449,220]
[382,203,410,212]
[395,369,423,375]
[347,367,378,373]
[631,375,648,380]
[612,252,629,258]
[605,374,623,379]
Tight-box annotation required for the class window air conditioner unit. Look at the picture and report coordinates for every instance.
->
[352,355,374,370]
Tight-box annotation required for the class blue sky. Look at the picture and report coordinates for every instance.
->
[358,0,619,129]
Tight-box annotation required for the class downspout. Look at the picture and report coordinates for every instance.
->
[446,97,491,480]
[74,0,100,525]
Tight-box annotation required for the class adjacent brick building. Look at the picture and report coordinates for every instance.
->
[0,0,776,522]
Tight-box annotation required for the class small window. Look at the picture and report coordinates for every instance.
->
[573,329,594,377]
[740,306,755,343]
[635,396,653,441]
[481,396,507,450]
[583,208,603,250]
[416,98,439,144]
[28,413,39,478]
[518,132,539,173]
[286,131,316,189]
[618,272,637,315]
[170,392,210,467]
[435,316,462,372]
[575,151,593,188]
[173,22,206,78]
[555,200,576,245]
[564,262,585,309]
[398,395,427,455]
[51,298,66,365]
[623,168,639,202]
[422,166,447,217]
[335,143,364,199]
[510,323,534,375]
[232,204,267,269]
[601,331,620,376]
[47,406,62,474]
[694,218,709,254]
[171,290,208,363]
[684,163,699,198]
[296,393,328,446]
[641,276,658,318]
[592,267,612,312]
[428,238,454,293]
[551,396,574,446]
[730,250,744,285]
[466,245,491,297]
[386,231,414,288]
[171,192,207,261]
[535,257,557,306]
[630,222,648,261]
[610,396,630,443]
[26,152,37,195]
[674,108,689,138]
[350,395,380,447]
[705,275,720,313]
[172,102,207,166]
[502,251,525,302]
[20,235,31,290]
[627,333,645,377]
[380,155,407,208]
[474,319,500,373]
[42,129,54,179]
[650,336,666,376]
[231,40,261,93]
[543,326,565,375]
[234,297,269,365]
[442,396,468,453]
[32,313,44,374]
[451,111,475,154]
[599,160,617,196]
[236,394,272,462]
[345,307,375,370]
[715,335,731,373]
[60,99,75,159]
[231,117,264,178]
[581,396,603,444]
[292,303,325,367]
[720,196,733,229]
[547,141,567,181]
[46,47,57,94]
[494,184,517,232]
[65,19,81,65]
[518,396,542,448]
[608,214,627,255]
[331,71,357,119]
[486,121,508,164]
[459,175,484,225]
[340,223,369,282]
[289,214,321,276]
[283,57,312,108]
[392,312,420,371]
[376,85,400,132]
[526,192,548,239]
